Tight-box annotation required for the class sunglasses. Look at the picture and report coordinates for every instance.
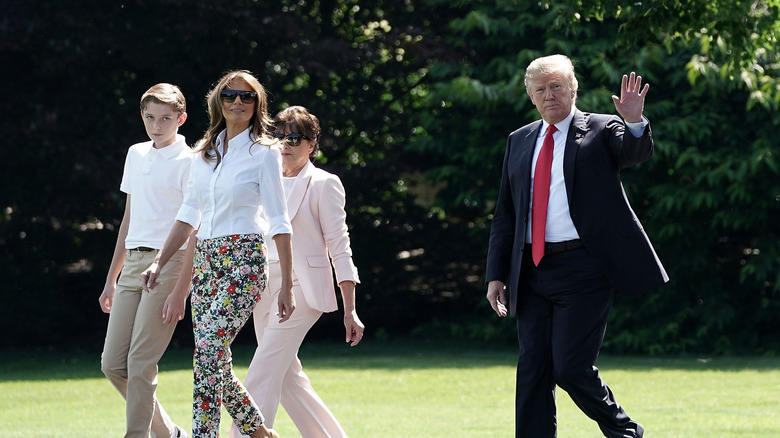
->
[273,133,311,146]
[220,89,257,104]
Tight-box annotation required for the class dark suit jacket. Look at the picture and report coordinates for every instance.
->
[486,109,668,316]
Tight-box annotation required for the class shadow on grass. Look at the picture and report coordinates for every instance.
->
[2,338,779,383]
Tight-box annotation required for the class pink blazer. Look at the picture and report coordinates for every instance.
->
[285,161,360,312]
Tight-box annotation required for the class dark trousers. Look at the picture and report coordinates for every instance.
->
[515,246,643,438]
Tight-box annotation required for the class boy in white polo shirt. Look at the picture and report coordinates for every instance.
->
[99,83,195,438]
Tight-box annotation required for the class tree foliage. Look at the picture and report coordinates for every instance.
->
[406,0,780,354]
[1,0,777,355]
[0,0,444,348]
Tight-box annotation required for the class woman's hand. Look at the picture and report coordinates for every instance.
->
[140,260,162,292]
[344,310,365,346]
[161,290,187,324]
[141,220,195,293]
[162,236,196,323]
[161,272,190,324]
[272,232,295,323]
[277,282,296,323]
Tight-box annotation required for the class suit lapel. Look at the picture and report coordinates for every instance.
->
[286,161,314,221]
[564,110,589,205]
[517,122,543,196]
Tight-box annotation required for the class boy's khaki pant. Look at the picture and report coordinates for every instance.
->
[101,249,186,438]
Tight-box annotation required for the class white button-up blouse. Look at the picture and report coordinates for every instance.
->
[176,128,292,241]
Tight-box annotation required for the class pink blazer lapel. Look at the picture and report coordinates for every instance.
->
[285,160,314,220]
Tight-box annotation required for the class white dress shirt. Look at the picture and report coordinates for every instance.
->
[527,106,647,243]
[120,134,193,250]
[176,128,292,240]
[267,176,296,262]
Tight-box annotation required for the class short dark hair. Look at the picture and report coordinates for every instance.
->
[274,106,321,161]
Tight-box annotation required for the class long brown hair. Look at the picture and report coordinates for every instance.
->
[195,70,278,168]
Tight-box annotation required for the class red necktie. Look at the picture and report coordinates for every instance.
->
[532,124,557,266]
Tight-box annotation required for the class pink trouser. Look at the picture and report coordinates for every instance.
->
[230,261,347,438]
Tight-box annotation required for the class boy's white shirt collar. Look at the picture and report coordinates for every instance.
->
[151,134,188,159]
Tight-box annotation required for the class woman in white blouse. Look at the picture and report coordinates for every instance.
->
[142,71,292,438]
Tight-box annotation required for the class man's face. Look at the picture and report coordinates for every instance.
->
[528,72,575,125]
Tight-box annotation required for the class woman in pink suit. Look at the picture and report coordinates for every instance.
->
[231,106,364,438]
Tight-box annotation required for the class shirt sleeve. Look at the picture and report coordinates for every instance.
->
[319,174,360,284]
[625,115,648,138]
[260,146,293,238]
[175,156,202,229]
[119,147,133,194]
[180,153,193,195]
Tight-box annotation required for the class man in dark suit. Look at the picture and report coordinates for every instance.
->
[485,54,668,437]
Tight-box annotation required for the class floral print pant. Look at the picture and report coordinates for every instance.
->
[190,234,267,437]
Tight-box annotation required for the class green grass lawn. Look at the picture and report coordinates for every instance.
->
[1,340,778,437]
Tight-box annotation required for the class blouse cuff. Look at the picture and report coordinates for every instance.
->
[175,204,201,230]
[267,214,293,239]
